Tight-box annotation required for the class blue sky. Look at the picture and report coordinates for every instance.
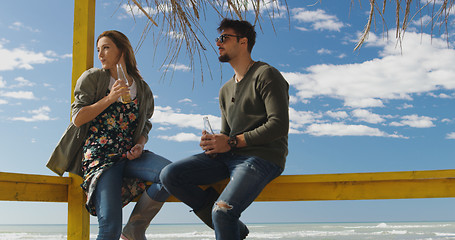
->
[1,0,455,225]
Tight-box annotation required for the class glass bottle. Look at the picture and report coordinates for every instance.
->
[203,116,214,135]
[203,116,217,158]
[116,63,132,103]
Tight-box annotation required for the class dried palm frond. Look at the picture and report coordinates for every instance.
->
[123,0,287,83]
[355,0,454,50]
[125,0,454,81]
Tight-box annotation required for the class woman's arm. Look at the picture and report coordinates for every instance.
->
[73,79,130,127]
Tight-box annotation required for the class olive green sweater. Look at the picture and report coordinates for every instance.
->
[219,61,289,169]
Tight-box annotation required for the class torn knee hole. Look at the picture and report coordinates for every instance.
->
[214,200,233,212]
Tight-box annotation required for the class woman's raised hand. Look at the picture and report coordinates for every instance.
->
[107,79,130,103]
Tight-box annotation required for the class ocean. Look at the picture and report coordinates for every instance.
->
[1,222,455,239]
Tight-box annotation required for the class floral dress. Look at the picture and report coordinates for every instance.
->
[81,94,146,216]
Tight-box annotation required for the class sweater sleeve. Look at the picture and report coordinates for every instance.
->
[244,66,289,146]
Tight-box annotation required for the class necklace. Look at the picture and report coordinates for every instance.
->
[235,60,255,83]
[232,60,255,102]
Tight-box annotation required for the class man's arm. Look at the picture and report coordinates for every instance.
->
[243,66,289,146]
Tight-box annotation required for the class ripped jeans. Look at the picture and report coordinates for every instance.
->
[160,152,283,240]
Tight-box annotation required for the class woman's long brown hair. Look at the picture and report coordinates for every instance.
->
[96,30,142,81]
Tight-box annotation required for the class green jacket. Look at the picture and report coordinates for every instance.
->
[46,68,154,176]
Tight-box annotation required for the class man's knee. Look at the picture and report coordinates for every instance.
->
[160,164,181,187]
[159,164,172,185]
[212,200,236,223]
[214,200,233,212]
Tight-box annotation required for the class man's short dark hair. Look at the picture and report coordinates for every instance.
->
[217,18,256,53]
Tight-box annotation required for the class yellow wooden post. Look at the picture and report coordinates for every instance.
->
[68,0,95,239]
[67,174,90,240]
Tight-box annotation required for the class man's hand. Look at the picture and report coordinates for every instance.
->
[200,131,230,154]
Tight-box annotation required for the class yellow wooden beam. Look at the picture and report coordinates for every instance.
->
[3,169,455,203]
[0,172,70,185]
[0,172,69,202]
[270,169,455,183]
[162,169,455,202]
[0,181,68,202]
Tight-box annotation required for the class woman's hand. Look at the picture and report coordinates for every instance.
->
[127,143,144,160]
[107,79,130,103]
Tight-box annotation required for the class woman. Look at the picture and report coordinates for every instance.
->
[47,30,170,240]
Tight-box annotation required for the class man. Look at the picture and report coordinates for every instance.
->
[160,18,289,240]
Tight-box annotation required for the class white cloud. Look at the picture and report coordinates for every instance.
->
[338,53,347,59]
[317,48,332,55]
[412,15,433,26]
[0,90,35,99]
[352,109,385,124]
[326,110,349,120]
[120,3,170,18]
[305,123,406,138]
[289,95,299,104]
[152,106,221,131]
[168,31,184,40]
[295,26,309,32]
[390,114,436,128]
[441,118,453,123]
[11,77,35,88]
[0,99,7,104]
[0,38,10,45]
[0,41,55,71]
[446,132,455,139]
[157,132,200,142]
[166,63,191,72]
[239,0,287,18]
[9,22,40,32]
[397,103,414,109]
[420,0,445,6]
[11,106,55,122]
[289,107,323,132]
[121,4,156,17]
[60,53,72,59]
[428,92,455,99]
[178,98,192,103]
[292,8,344,31]
[45,50,58,57]
[0,76,6,88]
[283,30,455,108]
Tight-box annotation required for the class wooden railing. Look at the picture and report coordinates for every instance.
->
[2,169,455,239]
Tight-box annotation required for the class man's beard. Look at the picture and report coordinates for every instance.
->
[218,54,230,62]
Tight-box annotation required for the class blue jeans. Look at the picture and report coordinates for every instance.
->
[93,151,171,240]
[160,152,283,240]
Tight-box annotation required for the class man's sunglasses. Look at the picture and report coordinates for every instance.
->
[215,34,244,43]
